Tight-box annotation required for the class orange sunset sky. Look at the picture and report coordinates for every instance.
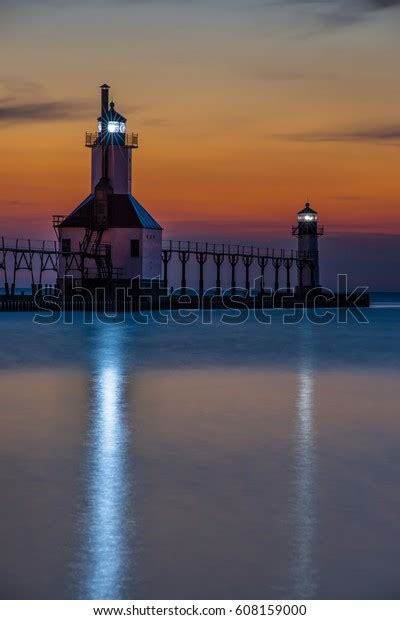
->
[0,0,400,245]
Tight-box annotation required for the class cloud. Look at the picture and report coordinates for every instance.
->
[340,0,400,7]
[259,0,400,28]
[279,123,400,143]
[243,63,337,82]
[286,0,400,7]
[329,195,362,201]
[245,67,320,81]
[0,77,151,126]
[0,77,97,124]
[1,0,399,32]
[0,99,94,123]
[0,76,41,95]
[324,0,400,26]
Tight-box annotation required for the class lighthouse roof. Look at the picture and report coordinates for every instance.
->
[97,101,126,123]
[59,193,162,230]
[298,202,317,215]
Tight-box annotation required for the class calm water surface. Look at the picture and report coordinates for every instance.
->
[0,298,400,599]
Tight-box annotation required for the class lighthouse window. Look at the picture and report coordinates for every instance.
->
[107,121,126,133]
[61,238,71,254]
[299,214,316,222]
[130,239,140,257]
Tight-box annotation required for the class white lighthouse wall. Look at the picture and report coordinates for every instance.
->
[141,229,163,280]
[105,228,142,279]
[103,228,162,280]
[91,145,132,194]
[58,226,162,281]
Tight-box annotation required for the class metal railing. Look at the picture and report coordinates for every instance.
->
[162,240,313,260]
[85,132,100,147]
[292,225,324,237]
[52,215,65,227]
[85,132,139,148]
[1,237,59,252]
[125,132,139,148]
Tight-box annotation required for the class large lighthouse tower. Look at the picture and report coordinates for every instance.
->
[55,84,162,285]
[292,202,324,290]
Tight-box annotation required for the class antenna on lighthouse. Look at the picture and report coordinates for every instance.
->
[100,83,110,179]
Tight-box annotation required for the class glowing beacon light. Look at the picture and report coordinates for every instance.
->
[298,203,317,223]
[107,121,126,134]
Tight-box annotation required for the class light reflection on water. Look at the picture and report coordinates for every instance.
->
[292,326,316,598]
[1,309,400,599]
[79,326,132,600]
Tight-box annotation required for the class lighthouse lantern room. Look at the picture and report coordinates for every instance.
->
[55,84,162,286]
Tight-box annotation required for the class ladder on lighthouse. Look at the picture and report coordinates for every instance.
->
[81,223,113,279]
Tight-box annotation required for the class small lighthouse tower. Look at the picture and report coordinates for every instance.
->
[55,84,162,286]
[292,202,324,290]
[90,84,133,195]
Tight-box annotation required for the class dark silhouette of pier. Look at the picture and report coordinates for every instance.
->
[0,236,318,295]
[0,236,369,311]
[161,240,318,295]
